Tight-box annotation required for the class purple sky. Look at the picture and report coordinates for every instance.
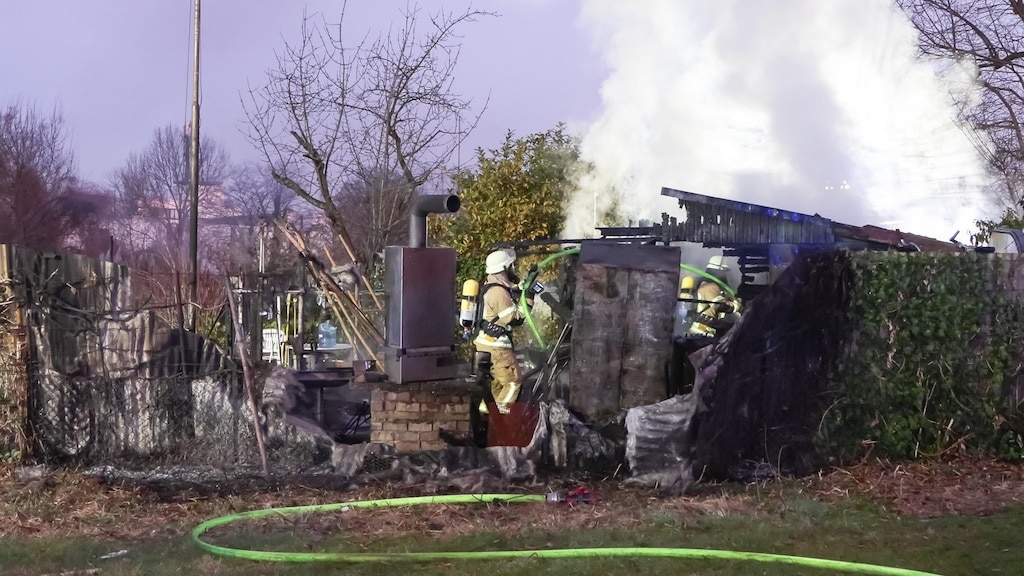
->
[1,1,998,239]
[1,1,604,184]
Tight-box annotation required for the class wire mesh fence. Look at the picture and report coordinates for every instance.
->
[0,242,374,472]
[8,366,344,472]
[30,371,219,462]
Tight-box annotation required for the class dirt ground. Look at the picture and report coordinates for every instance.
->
[3,457,1024,543]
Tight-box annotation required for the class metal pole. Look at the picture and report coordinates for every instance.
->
[296,289,305,369]
[275,293,283,364]
[187,0,201,330]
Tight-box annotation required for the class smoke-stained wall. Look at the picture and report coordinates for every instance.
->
[569,243,680,424]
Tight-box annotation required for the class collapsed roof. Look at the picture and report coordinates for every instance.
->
[600,187,960,253]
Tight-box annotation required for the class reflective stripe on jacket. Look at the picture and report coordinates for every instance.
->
[473,273,525,349]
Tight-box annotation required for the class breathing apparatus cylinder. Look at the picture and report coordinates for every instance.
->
[679,276,696,311]
[460,279,480,336]
[675,276,696,338]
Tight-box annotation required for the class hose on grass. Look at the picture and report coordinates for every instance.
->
[191,493,942,575]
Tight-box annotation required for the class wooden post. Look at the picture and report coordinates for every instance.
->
[187,0,202,331]
[226,281,269,478]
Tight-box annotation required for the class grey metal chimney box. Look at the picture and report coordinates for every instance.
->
[383,245,457,382]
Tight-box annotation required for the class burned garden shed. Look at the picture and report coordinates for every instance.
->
[589,188,1023,492]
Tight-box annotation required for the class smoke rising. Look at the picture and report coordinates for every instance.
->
[564,0,994,240]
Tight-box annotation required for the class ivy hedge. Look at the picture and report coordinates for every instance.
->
[820,252,1024,462]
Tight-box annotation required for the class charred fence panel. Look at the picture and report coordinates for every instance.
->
[24,310,241,462]
[685,250,1024,481]
[690,251,854,479]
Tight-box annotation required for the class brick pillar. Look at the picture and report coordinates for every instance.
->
[363,379,476,453]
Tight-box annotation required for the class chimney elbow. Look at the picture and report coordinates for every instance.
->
[409,194,460,248]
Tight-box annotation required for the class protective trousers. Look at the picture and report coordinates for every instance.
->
[478,344,521,414]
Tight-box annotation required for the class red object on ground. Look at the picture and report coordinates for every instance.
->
[486,402,540,447]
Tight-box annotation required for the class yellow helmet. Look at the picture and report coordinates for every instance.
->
[680,276,696,291]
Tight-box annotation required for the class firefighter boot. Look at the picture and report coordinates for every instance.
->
[495,381,520,415]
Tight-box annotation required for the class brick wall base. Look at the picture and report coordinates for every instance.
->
[361,378,476,453]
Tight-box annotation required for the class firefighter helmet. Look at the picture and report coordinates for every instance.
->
[706,255,729,271]
[485,249,516,274]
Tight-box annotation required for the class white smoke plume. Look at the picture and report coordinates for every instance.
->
[565,0,995,240]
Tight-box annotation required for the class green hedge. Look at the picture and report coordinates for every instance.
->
[820,252,1024,462]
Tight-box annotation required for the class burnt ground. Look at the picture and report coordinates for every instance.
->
[3,457,1024,543]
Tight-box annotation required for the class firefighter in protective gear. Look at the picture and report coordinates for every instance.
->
[689,255,741,338]
[674,275,697,338]
[474,248,533,415]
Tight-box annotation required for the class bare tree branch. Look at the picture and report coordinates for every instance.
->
[241,3,492,272]
[899,0,1024,213]
[110,124,230,250]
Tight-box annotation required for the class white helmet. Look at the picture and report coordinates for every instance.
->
[485,248,516,274]
[706,255,729,272]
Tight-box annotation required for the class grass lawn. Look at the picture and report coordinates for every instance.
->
[2,458,1023,575]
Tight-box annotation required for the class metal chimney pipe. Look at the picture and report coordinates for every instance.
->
[409,194,460,248]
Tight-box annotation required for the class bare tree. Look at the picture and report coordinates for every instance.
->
[217,161,303,277]
[224,161,296,225]
[0,103,107,252]
[110,123,231,255]
[0,103,75,190]
[898,0,1024,215]
[107,123,231,331]
[334,171,415,266]
[242,3,490,271]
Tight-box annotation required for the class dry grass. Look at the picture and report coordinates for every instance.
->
[220,486,764,545]
[0,466,768,545]
[3,457,1023,546]
[798,456,1024,517]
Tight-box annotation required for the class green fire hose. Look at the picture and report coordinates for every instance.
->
[680,263,736,297]
[520,247,580,348]
[518,252,737,348]
[191,493,942,574]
